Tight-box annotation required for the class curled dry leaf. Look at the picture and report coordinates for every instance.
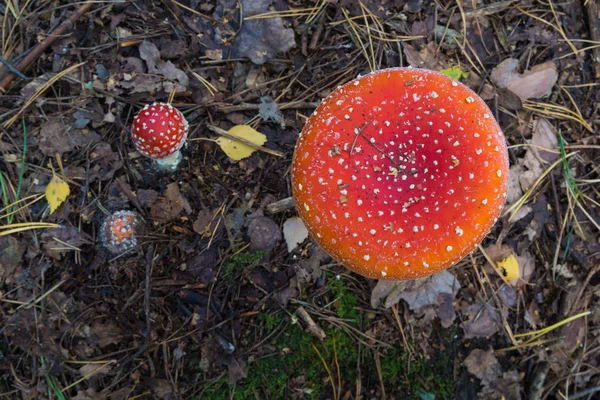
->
[371,270,459,310]
[139,40,189,87]
[371,270,460,327]
[465,348,523,399]
[490,58,558,99]
[295,247,329,286]
[464,348,502,387]
[258,96,285,126]
[233,0,296,64]
[150,183,192,223]
[283,216,309,252]
[519,118,559,191]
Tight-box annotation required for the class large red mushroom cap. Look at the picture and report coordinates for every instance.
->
[131,102,188,169]
[292,68,509,281]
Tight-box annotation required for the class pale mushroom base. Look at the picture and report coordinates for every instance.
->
[154,151,182,171]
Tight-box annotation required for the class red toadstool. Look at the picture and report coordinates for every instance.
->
[131,102,189,170]
[291,68,509,281]
[101,210,139,254]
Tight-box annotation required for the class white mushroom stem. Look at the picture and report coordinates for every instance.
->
[154,151,182,171]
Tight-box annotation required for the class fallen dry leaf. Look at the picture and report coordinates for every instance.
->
[295,247,329,286]
[150,183,192,223]
[462,303,504,338]
[506,164,524,205]
[45,172,70,214]
[403,42,446,70]
[510,251,535,288]
[85,319,124,348]
[139,40,189,87]
[371,270,460,327]
[258,96,284,126]
[216,125,267,161]
[490,58,558,99]
[283,217,309,252]
[88,142,124,182]
[38,118,101,156]
[79,363,112,378]
[464,348,502,386]
[465,348,523,399]
[498,254,519,281]
[41,226,91,260]
[232,0,296,65]
[193,209,224,237]
[142,378,174,399]
[227,357,248,384]
[0,236,25,283]
[519,118,559,191]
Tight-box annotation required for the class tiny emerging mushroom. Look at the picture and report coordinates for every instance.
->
[100,210,139,254]
[131,102,189,170]
[291,68,509,281]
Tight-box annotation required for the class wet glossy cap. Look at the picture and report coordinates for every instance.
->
[131,102,188,160]
[291,68,509,280]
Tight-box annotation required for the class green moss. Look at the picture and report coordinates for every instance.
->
[223,249,265,276]
[259,312,282,331]
[373,336,456,399]
[201,278,456,399]
[328,276,359,323]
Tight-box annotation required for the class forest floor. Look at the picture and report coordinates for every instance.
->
[0,0,599,399]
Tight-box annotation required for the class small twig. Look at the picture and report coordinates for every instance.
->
[0,56,28,80]
[217,101,319,113]
[144,246,154,337]
[0,3,94,91]
[296,306,326,340]
[266,196,295,214]
[584,0,600,78]
[206,125,284,157]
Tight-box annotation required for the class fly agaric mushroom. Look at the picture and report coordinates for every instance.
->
[101,210,139,254]
[131,102,189,170]
[292,68,508,281]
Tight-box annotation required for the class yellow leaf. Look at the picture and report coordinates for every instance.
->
[440,66,468,81]
[45,173,70,214]
[497,254,519,281]
[216,125,266,161]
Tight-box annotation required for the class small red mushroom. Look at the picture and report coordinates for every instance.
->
[101,210,139,254]
[291,68,509,281]
[131,102,189,170]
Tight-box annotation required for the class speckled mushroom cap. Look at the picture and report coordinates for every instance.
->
[131,103,189,160]
[100,210,139,254]
[291,68,509,281]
